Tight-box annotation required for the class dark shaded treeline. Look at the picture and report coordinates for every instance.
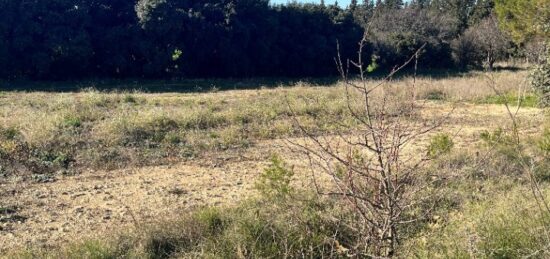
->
[0,0,501,80]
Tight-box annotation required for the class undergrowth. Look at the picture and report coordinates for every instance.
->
[6,128,550,258]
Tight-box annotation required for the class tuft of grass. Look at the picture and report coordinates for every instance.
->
[63,240,115,259]
[62,115,82,128]
[480,128,515,146]
[424,90,447,101]
[0,126,20,140]
[538,127,550,155]
[123,94,137,104]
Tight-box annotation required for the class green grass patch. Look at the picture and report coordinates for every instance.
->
[62,116,82,128]
[478,93,539,107]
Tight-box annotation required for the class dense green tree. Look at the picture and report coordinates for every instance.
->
[350,0,358,10]
[0,0,517,81]
[410,0,430,9]
[469,0,494,25]
[430,0,476,33]
[495,0,550,106]
[88,0,144,77]
[383,0,404,9]
[453,14,510,70]
[0,0,92,79]
[369,7,457,68]
[495,0,550,45]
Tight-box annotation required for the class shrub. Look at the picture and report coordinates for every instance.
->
[428,133,454,159]
[38,151,72,169]
[255,155,294,200]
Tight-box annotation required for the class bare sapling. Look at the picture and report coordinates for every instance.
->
[287,32,451,257]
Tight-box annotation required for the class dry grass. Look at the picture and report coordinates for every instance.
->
[0,70,535,178]
[1,69,550,257]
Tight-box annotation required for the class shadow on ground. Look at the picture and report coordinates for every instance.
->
[0,66,528,93]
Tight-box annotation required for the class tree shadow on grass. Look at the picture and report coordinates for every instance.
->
[0,77,341,93]
[0,66,528,93]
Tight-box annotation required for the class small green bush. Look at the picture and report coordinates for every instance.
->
[428,133,454,158]
[255,155,294,200]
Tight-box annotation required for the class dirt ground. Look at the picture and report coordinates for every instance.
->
[0,103,544,252]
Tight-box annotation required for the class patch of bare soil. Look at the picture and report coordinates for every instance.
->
[0,103,544,252]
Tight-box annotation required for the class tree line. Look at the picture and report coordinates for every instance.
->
[0,0,526,80]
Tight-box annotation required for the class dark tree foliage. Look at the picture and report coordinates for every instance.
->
[369,7,458,69]
[0,0,93,79]
[0,0,510,80]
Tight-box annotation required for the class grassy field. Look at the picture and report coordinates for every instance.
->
[0,70,538,176]
[1,69,549,257]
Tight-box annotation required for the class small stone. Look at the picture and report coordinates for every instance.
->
[73,207,84,214]
[71,193,86,198]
